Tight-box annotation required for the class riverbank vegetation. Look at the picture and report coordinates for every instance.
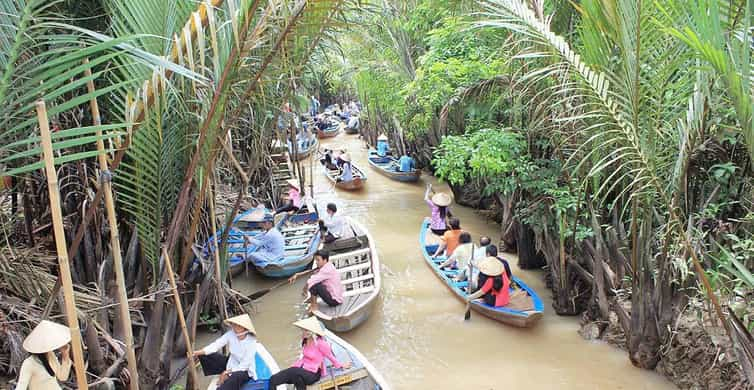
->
[305,0,754,388]
[0,0,752,389]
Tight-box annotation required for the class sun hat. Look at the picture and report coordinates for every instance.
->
[340,153,352,162]
[377,134,388,141]
[286,178,301,190]
[225,314,256,335]
[23,320,71,354]
[477,256,505,277]
[431,192,452,207]
[293,316,326,336]
[246,208,274,223]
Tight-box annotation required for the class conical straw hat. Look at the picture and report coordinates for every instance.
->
[225,314,256,335]
[377,134,388,141]
[23,320,71,354]
[431,192,452,207]
[340,153,352,162]
[293,316,326,336]
[478,256,504,277]
[246,208,273,222]
[286,178,301,190]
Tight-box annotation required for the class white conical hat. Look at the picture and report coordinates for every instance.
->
[225,314,256,335]
[431,192,452,207]
[293,316,326,336]
[286,178,301,190]
[23,320,71,354]
[478,256,505,277]
[340,153,352,162]
[377,134,388,141]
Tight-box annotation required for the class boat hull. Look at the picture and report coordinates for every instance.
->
[419,219,544,328]
[367,150,421,182]
[307,327,391,390]
[317,124,342,138]
[290,137,318,161]
[321,159,367,191]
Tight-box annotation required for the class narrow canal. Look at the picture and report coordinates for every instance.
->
[197,132,676,389]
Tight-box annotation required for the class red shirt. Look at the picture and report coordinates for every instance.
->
[480,273,510,307]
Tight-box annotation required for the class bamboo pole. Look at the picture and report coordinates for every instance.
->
[208,179,228,320]
[36,100,89,390]
[84,61,140,390]
[162,249,200,388]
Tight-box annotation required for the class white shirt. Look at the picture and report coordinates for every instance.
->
[474,245,488,261]
[202,331,257,378]
[448,243,476,269]
[323,213,354,239]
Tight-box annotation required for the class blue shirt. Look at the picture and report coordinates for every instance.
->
[340,163,353,181]
[377,140,389,157]
[399,155,415,172]
[251,227,284,258]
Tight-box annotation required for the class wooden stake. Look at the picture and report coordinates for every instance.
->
[84,61,140,390]
[208,179,228,320]
[36,100,89,390]
[162,249,200,388]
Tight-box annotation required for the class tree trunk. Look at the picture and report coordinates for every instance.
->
[516,223,546,269]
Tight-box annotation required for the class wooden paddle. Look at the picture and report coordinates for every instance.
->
[464,302,472,321]
[465,245,475,321]
[247,268,316,300]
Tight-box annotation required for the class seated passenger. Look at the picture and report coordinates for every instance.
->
[193,314,259,390]
[432,217,462,258]
[466,256,510,307]
[440,232,474,270]
[289,250,344,313]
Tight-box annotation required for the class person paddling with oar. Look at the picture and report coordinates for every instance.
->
[464,256,511,320]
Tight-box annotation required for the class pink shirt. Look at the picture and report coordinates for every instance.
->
[307,262,344,304]
[293,337,343,375]
[289,188,302,208]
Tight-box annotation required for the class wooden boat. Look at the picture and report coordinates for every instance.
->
[251,211,322,278]
[208,343,283,390]
[307,327,391,390]
[288,133,319,161]
[344,123,359,134]
[366,150,421,182]
[418,219,544,328]
[311,217,380,332]
[320,158,366,191]
[317,122,342,138]
[205,209,321,278]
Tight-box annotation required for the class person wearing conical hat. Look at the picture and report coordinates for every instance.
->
[466,256,511,308]
[424,183,453,236]
[376,134,389,157]
[244,209,285,270]
[15,320,72,390]
[268,317,351,390]
[335,152,354,183]
[193,314,260,390]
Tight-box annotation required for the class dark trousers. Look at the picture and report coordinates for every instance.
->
[198,353,253,390]
[275,202,299,214]
[431,228,447,236]
[323,232,337,244]
[269,367,321,390]
[309,281,339,307]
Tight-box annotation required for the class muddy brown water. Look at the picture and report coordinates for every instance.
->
[195,133,676,389]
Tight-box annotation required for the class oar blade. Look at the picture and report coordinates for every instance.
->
[464,303,472,321]
[248,288,271,300]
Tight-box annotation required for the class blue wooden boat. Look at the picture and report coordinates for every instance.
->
[317,122,342,138]
[307,326,391,390]
[419,219,544,328]
[203,209,321,278]
[207,343,281,390]
[288,132,319,161]
[367,150,421,182]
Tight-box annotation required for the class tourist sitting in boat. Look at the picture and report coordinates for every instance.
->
[398,154,415,172]
[320,149,339,170]
[15,320,72,390]
[376,134,389,157]
[466,256,511,307]
[193,314,259,390]
[319,203,354,244]
[346,115,360,131]
[268,317,351,390]
[244,209,285,264]
[439,231,474,270]
[276,179,304,214]
[424,184,452,235]
[432,217,463,258]
[289,249,344,313]
[475,236,492,260]
[337,153,354,182]
[485,244,513,281]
